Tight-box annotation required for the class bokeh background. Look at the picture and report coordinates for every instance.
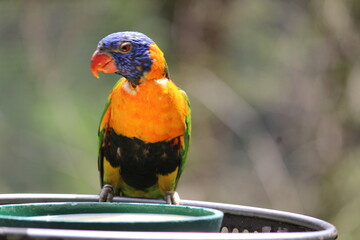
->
[0,0,359,238]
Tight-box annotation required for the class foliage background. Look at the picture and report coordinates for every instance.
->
[0,0,359,238]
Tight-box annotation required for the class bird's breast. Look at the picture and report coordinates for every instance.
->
[109,78,188,143]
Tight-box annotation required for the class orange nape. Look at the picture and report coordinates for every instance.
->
[91,50,117,78]
[145,43,167,80]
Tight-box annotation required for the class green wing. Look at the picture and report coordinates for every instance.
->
[97,97,111,187]
[176,89,191,185]
[98,79,125,187]
[98,79,126,187]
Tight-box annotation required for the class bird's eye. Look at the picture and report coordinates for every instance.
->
[118,42,132,53]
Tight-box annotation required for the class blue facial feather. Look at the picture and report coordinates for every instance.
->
[98,32,155,84]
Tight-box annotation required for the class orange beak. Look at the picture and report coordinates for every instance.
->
[90,50,117,78]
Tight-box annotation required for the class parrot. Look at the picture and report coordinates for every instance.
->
[90,31,191,204]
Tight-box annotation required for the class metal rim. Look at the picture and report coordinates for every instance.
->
[0,193,338,240]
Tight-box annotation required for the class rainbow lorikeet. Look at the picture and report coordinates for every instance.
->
[90,32,191,204]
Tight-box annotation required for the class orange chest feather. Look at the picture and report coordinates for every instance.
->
[106,79,188,143]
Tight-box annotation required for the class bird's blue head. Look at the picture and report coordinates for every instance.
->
[91,31,169,85]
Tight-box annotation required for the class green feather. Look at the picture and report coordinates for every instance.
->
[176,89,191,186]
[97,79,124,186]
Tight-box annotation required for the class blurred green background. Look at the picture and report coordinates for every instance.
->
[0,0,359,238]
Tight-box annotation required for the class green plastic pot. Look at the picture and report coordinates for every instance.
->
[0,202,223,232]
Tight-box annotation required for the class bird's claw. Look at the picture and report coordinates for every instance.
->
[164,191,181,205]
[99,184,114,202]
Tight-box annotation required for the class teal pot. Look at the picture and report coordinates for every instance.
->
[0,202,223,232]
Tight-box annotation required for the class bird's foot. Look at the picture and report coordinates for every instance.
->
[164,191,181,205]
[99,184,114,202]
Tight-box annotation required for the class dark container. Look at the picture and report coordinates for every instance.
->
[0,194,338,240]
